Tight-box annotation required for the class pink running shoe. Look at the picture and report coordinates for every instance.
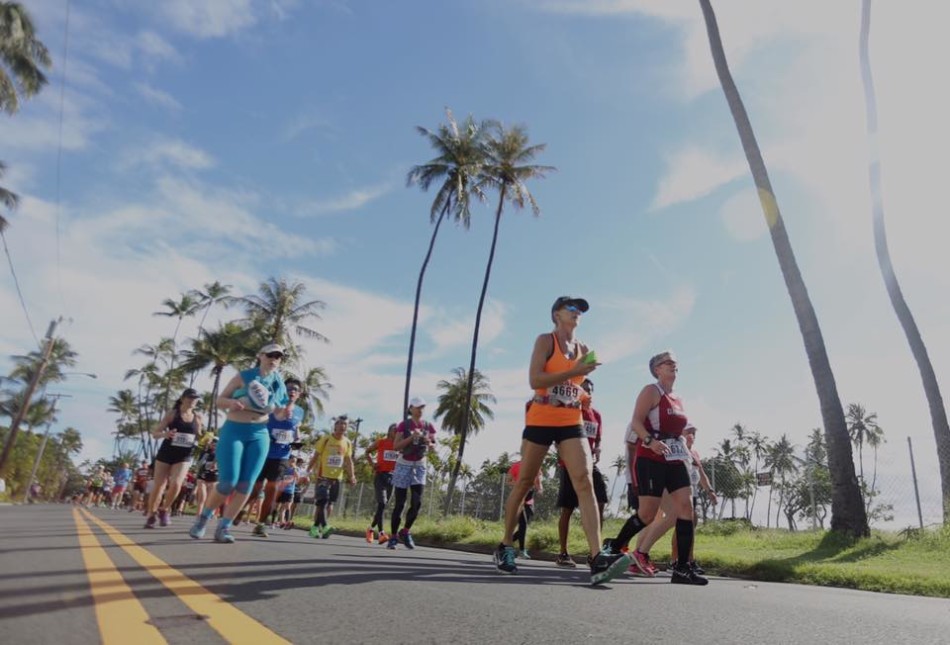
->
[630,550,656,578]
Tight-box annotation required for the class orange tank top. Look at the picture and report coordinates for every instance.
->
[525,333,588,427]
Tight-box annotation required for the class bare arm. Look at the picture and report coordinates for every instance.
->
[392,425,415,451]
[528,334,597,390]
[344,454,356,484]
[217,373,246,412]
[151,411,177,439]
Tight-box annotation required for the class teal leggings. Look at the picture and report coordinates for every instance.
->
[215,420,270,496]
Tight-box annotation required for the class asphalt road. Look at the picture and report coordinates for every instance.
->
[1,504,949,644]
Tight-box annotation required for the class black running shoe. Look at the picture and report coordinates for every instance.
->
[589,550,632,586]
[494,543,518,575]
[689,560,705,575]
[671,562,709,585]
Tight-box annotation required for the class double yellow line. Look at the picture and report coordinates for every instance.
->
[73,508,289,644]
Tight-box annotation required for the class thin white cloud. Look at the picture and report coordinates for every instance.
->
[0,90,105,152]
[280,112,334,142]
[136,31,184,66]
[134,83,183,113]
[155,0,257,38]
[720,189,767,242]
[651,147,747,210]
[122,138,213,171]
[297,182,394,216]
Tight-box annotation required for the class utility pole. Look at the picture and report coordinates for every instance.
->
[22,393,71,503]
[0,319,60,476]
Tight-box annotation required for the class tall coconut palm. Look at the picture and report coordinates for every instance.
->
[434,366,496,514]
[154,294,200,412]
[179,322,254,432]
[447,121,554,515]
[298,365,333,420]
[188,281,233,386]
[845,403,882,483]
[0,1,52,115]
[765,434,798,528]
[236,277,328,358]
[404,109,490,426]
[698,0,868,536]
[859,0,950,523]
[9,337,78,386]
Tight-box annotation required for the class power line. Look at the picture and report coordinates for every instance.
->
[0,228,39,346]
[53,0,73,312]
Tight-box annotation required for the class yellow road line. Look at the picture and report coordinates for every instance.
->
[81,509,289,644]
[72,508,167,644]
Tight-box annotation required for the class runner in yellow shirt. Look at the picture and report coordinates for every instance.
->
[307,416,357,538]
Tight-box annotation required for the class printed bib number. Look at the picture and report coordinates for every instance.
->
[583,421,599,438]
[274,430,294,444]
[663,437,689,462]
[171,433,195,448]
[383,450,399,462]
[547,383,580,406]
[689,464,701,486]
[326,454,344,468]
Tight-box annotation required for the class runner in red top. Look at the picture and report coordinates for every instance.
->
[604,350,709,585]
[364,423,398,543]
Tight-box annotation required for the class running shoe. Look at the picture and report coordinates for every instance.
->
[189,517,208,539]
[690,560,705,575]
[378,531,389,545]
[214,525,235,544]
[144,514,157,529]
[252,523,269,538]
[309,525,322,539]
[630,550,657,578]
[322,526,335,539]
[158,509,170,527]
[589,550,633,586]
[555,553,577,568]
[386,536,398,550]
[365,527,375,543]
[520,550,531,560]
[671,562,709,585]
[493,543,518,575]
[398,528,414,549]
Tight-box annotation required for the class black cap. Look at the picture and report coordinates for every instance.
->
[551,296,589,317]
[182,388,200,399]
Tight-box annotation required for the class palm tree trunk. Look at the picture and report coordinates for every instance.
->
[403,201,451,422]
[699,0,868,536]
[859,0,950,524]
[444,186,508,515]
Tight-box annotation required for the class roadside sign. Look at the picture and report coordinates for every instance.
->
[756,471,773,487]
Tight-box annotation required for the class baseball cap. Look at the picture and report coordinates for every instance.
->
[409,396,426,408]
[551,296,589,317]
[259,343,285,355]
[181,388,200,399]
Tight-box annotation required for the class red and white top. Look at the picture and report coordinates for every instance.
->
[635,383,690,464]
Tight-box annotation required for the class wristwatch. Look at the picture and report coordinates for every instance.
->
[643,435,653,446]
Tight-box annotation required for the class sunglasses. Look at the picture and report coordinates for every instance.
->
[658,360,677,367]
[562,305,581,313]
[287,388,301,393]
[265,352,284,359]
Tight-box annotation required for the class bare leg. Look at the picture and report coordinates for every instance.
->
[502,440,547,545]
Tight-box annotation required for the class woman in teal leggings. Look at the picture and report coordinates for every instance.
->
[190,343,289,543]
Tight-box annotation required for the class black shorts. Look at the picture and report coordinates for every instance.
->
[155,443,194,465]
[197,470,218,483]
[635,458,691,497]
[133,482,147,494]
[557,465,608,509]
[277,490,293,504]
[292,492,301,504]
[315,479,341,504]
[257,458,289,483]
[522,425,585,447]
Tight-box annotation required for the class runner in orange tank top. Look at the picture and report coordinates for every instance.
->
[493,296,631,586]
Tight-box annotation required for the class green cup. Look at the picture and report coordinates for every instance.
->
[582,350,598,364]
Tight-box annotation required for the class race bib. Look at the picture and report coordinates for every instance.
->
[274,430,294,445]
[689,464,701,486]
[326,454,344,468]
[583,421,599,438]
[171,433,195,448]
[663,437,690,462]
[383,450,399,462]
[547,383,581,406]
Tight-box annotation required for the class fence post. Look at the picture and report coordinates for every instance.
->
[908,437,924,530]
[355,482,364,517]
[498,473,505,522]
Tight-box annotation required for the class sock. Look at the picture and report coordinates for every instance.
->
[675,519,694,568]
[218,518,233,530]
[200,508,214,520]
[614,514,646,549]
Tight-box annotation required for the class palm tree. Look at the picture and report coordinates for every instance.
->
[859,0,950,523]
[154,294,200,412]
[845,403,882,483]
[236,277,328,357]
[698,0,868,536]
[609,454,626,509]
[448,121,554,515]
[765,434,798,528]
[434,366,496,514]
[0,1,52,115]
[188,281,233,385]
[747,430,769,520]
[179,322,254,431]
[298,365,333,420]
[9,338,78,386]
[403,109,490,426]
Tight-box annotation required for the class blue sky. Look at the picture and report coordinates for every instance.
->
[3,0,949,527]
